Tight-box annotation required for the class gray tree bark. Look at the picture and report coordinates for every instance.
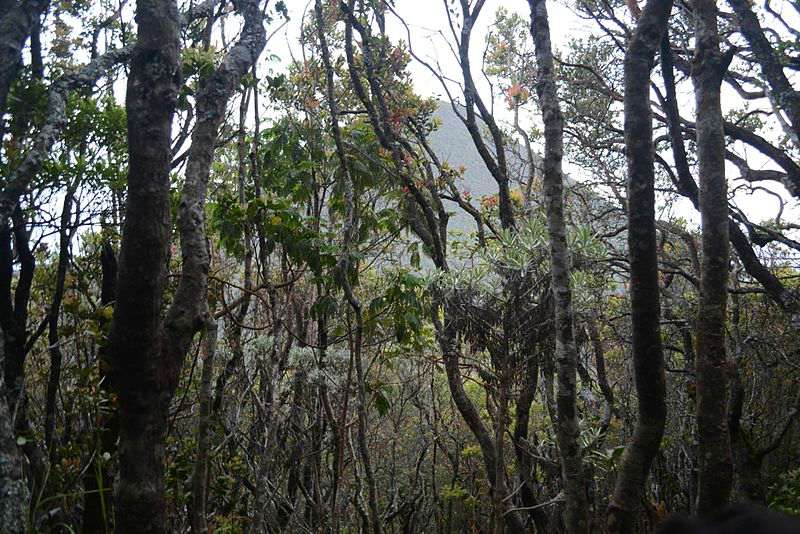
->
[527,0,589,531]
[0,326,27,534]
[105,0,181,531]
[607,0,671,531]
[692,0,734,514]
[0,0,49,120]
[107,0,265,530]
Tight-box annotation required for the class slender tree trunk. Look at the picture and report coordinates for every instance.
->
[82,241,117,534]
[527,0,589,530]
[0,326,27,534]
[587,319,615,438]
[316,4,382,531]
[1,207,46,510]
[692,0,733,514]
[434,311,527,532]
[659,33,799,323]
[213,88,254,415]
[45,183,77,452]
[190,320,218,534]
[1,208,34,410]
[728,370,766,503]
[0,0,49,119]
[513,351,549,533]
[607,0,671,531]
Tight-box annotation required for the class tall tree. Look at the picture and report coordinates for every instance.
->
[527,0,589,531]
[104,0,181,530]
[607,0,672,531]
[107,0,266,530]
[692,0,734,514]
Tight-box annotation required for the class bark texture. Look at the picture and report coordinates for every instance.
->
[0,0,49,117]
[105,0,181,531]
[107,0,265,530]
[0,326,27,534]
[607,0,671,531]
[692,0,734,514]
[190,321,218,534]
[528,0,589,530]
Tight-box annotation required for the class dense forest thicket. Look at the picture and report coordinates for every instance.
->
[1,0,800,532]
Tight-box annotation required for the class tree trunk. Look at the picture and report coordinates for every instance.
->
[316,4,381,530]
[82,241,118,534]
[105,0,181,530]
[435,310,527,532]
[0,326,27,534]
[692,0,733,514]
[1,207,46,508]
[108,0,264,530]
[527,0,589,530]
[0,0,49,119]
[513,351,549,533]
[659,33,799,320]
[607,0,671,531]
[728,371,766,503]
[44,183,77,453]
[190,320,218,534]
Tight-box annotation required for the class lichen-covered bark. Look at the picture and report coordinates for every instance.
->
[607,0,671,530]
[105,0,181,530]
[527,0,589,531]
[0,0,49,118]
[162,0,266,388]
[692,0,733,514]
[108,0,265,530]
[190,320,218,534]
[0,327,27,534]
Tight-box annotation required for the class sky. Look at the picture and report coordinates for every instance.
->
[58,0,795,234]
[262,0,797,230]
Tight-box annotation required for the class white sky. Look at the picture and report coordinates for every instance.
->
[63,0,795,233]
[264,0,797,229]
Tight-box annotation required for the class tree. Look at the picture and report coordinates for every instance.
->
[2,0,800,531]
[527,0,590,530]
[692,0,734,513]
[607,0,672,530]
[104,0,182,530]
[107,0,265,530]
